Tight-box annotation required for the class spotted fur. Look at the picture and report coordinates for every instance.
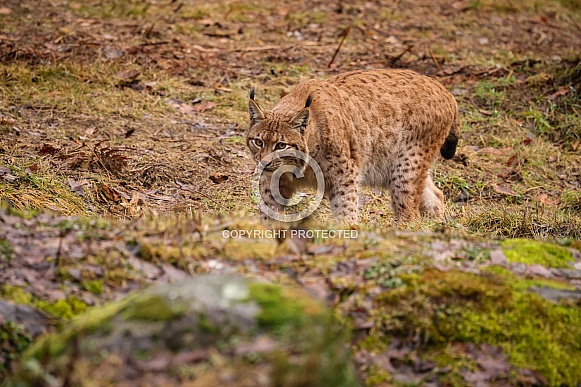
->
[247,69,460,223]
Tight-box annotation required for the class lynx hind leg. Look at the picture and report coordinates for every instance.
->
[419,174,445,219]
[389,170,425,222]
[388,148,434,222]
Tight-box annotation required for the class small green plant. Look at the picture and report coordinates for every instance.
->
[0,239,13,261]
[363,259,423,288]
[0,322,33,380]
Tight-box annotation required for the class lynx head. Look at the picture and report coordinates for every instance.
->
[246,87,312,172]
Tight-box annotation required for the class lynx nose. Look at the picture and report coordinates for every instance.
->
[258,160,272,170]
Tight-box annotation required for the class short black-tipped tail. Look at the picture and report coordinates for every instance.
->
[440,109,460,160]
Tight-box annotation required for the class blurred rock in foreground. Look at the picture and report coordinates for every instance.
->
[8,275,359,387]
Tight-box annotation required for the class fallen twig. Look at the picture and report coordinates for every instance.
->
[328,27,351,68]
[427,45,442,72]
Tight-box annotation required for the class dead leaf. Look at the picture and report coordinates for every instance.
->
[193,101,216,112]
[498,168,515,179]
[25,163,39,173]
[572,141,579,151]
[478,147,507,156]
[0,7,12,15]
[134,353,171,372]
[534,194,559,206]
[115,69,140,82]
[506,155,519,167]
[479,109,493,116]
[547,85,570,101]
[209,173,228,184]
[0,166,17,182]
[39,144,60,156]
[235,336,277,355]
[166,99,195,115]
[98,184,121,202]
[68,178,86,196]
[492,184,517,196]
[104,48,124,60]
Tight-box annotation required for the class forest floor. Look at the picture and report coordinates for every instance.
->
[1,0,580,237]
[1,0,581,385]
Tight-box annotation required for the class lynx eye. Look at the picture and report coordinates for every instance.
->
[274,142,289,150]
[252,138,264,148]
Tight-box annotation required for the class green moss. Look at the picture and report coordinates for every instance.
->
[501,239,574,268]
[0,285,33,305]
[82,280,104,295]
[223,239,276,261]
[37,296,88,319]
[0,321,33,380]
[121,294,185,322]
[198,313,219,335]
[356,335,388,354]
[363,365,392,386]
[486,265,575,291]
[375,269,581,385]
[0,238,13,261]
[1,286,88,319]
[248,283,324,330]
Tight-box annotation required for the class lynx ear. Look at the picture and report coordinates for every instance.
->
[291,95,312,134]
[248,87,264,126]
[291,108,309,134]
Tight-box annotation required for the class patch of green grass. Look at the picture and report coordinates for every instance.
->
[473,80,506,110]
[561,190,581,212]
[0,62,180,117]
[0,161,95,217]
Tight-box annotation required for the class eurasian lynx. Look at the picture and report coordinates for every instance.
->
[247,69,459,223]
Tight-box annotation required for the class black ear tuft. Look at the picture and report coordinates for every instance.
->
[305,95,313,108]
[250,87,255,101]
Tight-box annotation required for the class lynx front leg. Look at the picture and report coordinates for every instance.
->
[258,173,296,221]
[327,166,360,224]
[329,186,359,224]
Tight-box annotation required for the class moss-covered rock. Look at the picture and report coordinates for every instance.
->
[8,275,359,387]
[501,238,574,268]
[373,269,581,385]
